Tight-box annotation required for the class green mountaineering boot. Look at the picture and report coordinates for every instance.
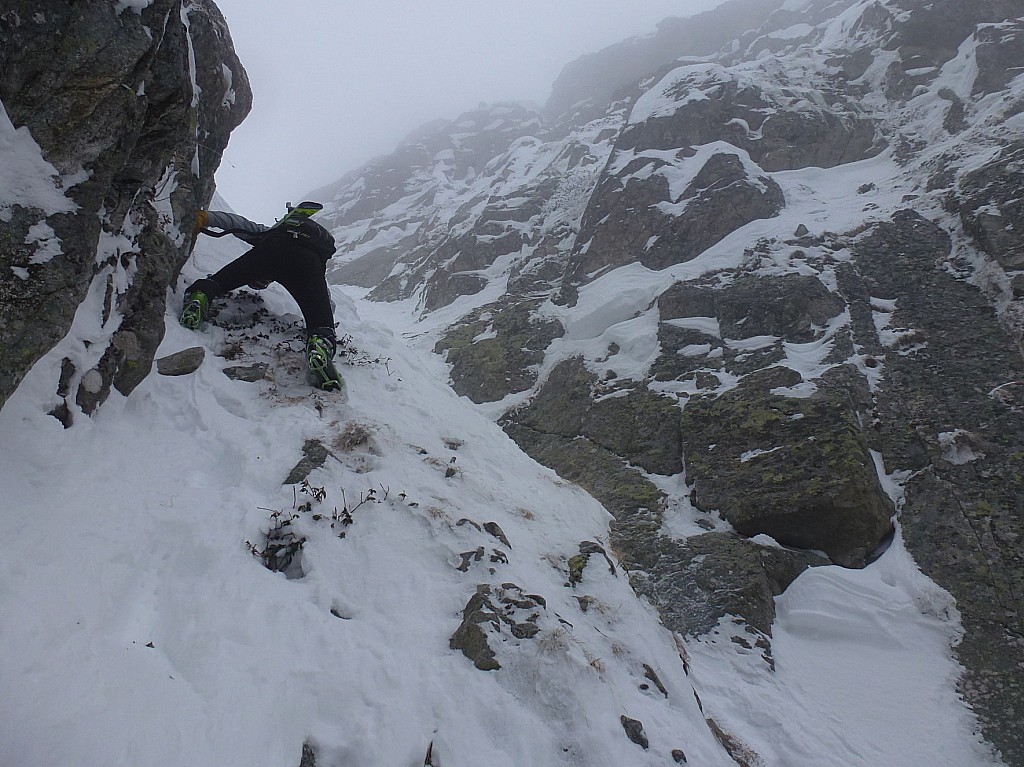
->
[179,290,210,330]
[306,334,345,392]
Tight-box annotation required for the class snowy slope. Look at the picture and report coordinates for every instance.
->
[0,232,728,766]
[3,0,1022,764]
[0,225,1001,766]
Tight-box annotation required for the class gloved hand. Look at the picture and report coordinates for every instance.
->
[192,210,209,235]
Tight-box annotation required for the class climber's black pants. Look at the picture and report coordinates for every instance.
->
[187,238,335,340]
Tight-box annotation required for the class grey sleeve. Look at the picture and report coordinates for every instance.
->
[204,211,270,243]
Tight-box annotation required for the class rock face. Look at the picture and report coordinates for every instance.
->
[316,103,558,305]
[0,1,251,416]
[505,356,683,477]
[959,140,1024,271]
[433,299,564,404]
[681,365,893,568]
[849,210,1024,759]
[315,0,1024,760]
[564,148,786,287]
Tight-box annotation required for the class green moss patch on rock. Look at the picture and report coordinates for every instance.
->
[503,358,822,642]
[567,540,617,587]
[435,299,564,404]
[508,356,683,475]
[681,365,894,568]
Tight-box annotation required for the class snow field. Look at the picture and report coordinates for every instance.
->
[0,238,738,766]
[686,530,1000,767]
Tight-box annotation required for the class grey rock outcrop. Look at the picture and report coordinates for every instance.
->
[564,150,785,289]
[449,583,546,671]
[848,210,1024,762]
[434,299,564,404]
[156,346,206,376]
[633,532,825,644]
[614,63,880,172]
[501,356,826,637]
[959,141,1024,271]
[0,1,251,416]
[505,356,683,476]
[681,365,894,568]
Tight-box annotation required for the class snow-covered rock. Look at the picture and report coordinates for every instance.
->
[0,0,251,415]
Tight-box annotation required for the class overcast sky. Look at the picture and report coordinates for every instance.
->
[211,0,727,222]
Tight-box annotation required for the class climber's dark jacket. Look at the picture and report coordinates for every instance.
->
[186,211,337,339]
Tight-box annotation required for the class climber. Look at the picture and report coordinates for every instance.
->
[179,203,344,392]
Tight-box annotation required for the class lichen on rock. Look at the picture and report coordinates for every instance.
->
[435,299,564,404]
[681,364,894,568]
[449,583,547,671]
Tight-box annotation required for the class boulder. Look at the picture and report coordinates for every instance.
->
[156,347,206,376]
[450,583,546,671]
[284,439,332,486]
[632,531,825,640]
[681,366,894,568]
[222,363,269,383]
[718,274,843,339]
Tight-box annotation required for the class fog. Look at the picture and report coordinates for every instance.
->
[212,0,728,222]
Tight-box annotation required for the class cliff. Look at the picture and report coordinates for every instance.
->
[0,0,251,418]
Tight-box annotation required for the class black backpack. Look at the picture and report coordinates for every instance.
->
[266,218,336,261]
